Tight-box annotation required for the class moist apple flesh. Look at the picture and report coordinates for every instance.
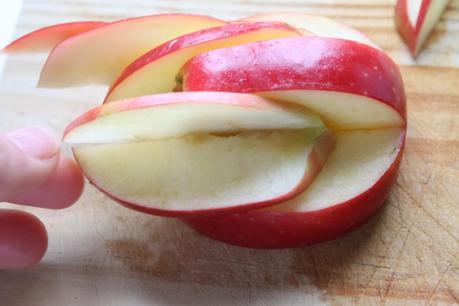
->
[73,129,326,212]
[266,127,403,212]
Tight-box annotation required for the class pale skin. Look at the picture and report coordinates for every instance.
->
[0,126,84,269]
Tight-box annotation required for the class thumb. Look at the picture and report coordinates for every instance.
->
[0,127,60,201]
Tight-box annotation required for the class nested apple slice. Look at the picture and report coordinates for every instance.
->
[104,21,300,103]
[395,0,450,57]
[64,92,334,217]
[38,14,225,87]
[242,13,379,49]
[182,36,406,129]
[2,21,108,53]
[185,128,405,248]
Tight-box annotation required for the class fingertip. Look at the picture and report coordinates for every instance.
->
[6,155,85,209]
[0,209,48,269]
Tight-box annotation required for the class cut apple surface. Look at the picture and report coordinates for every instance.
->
[182,36,406,129]
[38,14,225,87]
[64,92,332,216]
[242,13,379,49]
[2,21,108,53]
[395,0,450,57]
[104,21,300,102]
[185,128,405,248]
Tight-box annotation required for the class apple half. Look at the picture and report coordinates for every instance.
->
[64,92,335,217]
[104,21,300,102]
[38,14,225,87]
[2,21,108,53]
[180,37,406,248]
[395,0,450,57]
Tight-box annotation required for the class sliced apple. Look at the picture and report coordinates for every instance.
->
[185,128,405,248]
[64,92,333,217]
[242,13,379,49]
[38,14,225,87]
[2,21,108,53]
[395,0,450,57]
[104,21,300,102]
[182,37,406,129]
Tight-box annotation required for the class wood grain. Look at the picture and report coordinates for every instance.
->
[0,1,458,305]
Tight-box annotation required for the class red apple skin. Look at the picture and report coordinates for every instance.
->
[182,37,406,121]
[395,0,431,57]
[183,132,405,249]
[2,21,108,53]
[105,21,300,102]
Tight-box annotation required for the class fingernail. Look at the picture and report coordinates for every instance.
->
[6,127,60,160]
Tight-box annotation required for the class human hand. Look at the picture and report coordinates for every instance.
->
[0,127,84,269]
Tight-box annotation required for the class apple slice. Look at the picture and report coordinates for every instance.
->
[104,21,300,103]
[64,92,334,217]
[2,21,108,53]
[395,0,450,57]
[182,37,406,130]
[185,128,405,248]
[242,13,379,49]
[38,14,225,87]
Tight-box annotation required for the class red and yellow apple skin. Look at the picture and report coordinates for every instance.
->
[395,0,450,57]
[104,21,300,102]
[182,37,406,122]
[184,133,404,248]
[2,21,108,53]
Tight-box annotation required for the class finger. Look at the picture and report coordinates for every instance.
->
[5,155,85,209]
[0,209,48,269]
[0,127,60,200]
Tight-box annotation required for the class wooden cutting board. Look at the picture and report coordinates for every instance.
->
[0,1,458,305]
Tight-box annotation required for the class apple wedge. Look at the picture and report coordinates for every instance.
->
[38,14,225,87]
[2,21,108,53]
[182,37,406,129]
[64,92,334,217]
[185,128,404,248]
[104,21,300,103]
[242,13,379,49]
[395,0,450,57]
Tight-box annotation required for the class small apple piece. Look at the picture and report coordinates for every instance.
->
[182,37,406,129]
[395,0,450,57]
[104,21,300,102]
[38,14,225,87]
[242,13,379,48]
[185,128,405,248]
[2,21,108,53]
[65,92,333,217]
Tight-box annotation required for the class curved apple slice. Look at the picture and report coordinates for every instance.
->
[395,0,450,57]
[182,37,406,129]
[2,21,108,53]
[38,14,225,87]
[104,21,300,103]
[64,92,334,217]
[185,128,405,248]
[242,13,378,49]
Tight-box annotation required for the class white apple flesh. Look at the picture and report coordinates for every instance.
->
[64,92,334,217]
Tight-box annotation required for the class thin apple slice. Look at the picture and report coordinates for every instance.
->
[2,21,108,53]
[242,13,379,49]
[64,92,333,217]
[38,14,225,87]
[184,128,405,248]
[395,0,450,57]
[182,37,406,130]
[104,22,299,103]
